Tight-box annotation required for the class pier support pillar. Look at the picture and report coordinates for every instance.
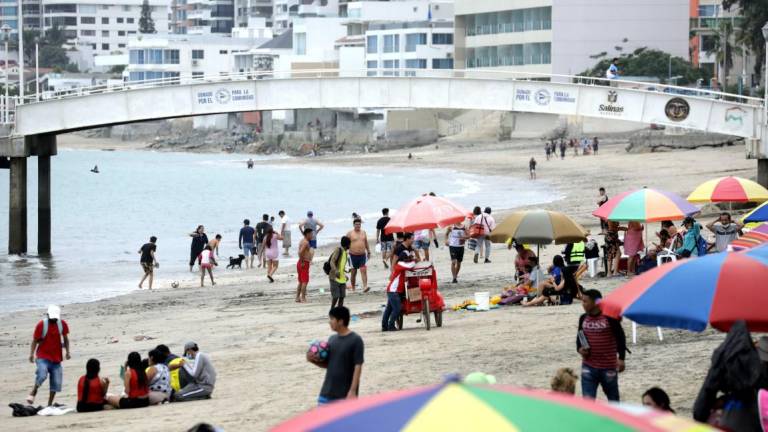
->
[8,157,27,254]
[759,159,768,189]
[30,134,56,255]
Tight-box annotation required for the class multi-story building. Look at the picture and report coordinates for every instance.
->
[39,0,169,54]
[126,33,265,80]
[365,21,453,75]
[690,0,755,90]
[454,0,689,77]
[235,0,271,28]
[272,0,297,34]
[22,0,42,30]
[172,0,234,34]
[0,0,20,36]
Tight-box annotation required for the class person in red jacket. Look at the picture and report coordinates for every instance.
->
[382,246,416,331]
[27,305,70,406]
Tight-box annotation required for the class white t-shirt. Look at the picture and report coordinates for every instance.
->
[200,249,214,265]
[414,229,430,242]
[448,227,466,247]
[280,215,291,233]
[474,214,496,231]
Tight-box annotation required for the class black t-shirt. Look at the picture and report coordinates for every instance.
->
[255,222,270,243]
[191,233,208,253]
[320,332,364,400]
[140,243,156,263]
[376,217,394,242]
[394,243,414,262]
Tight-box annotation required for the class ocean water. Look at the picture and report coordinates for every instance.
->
[0,149,562,313]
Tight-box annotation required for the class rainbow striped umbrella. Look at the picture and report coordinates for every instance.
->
[273,382,713,431]
[728,224,768,251]
[593,188,699,222]
[743,201,768,223]
[687,176,768,203]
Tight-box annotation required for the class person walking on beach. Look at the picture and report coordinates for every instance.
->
[239,219,256,269]
[545,141,552,161]
[559,140,566,160]
[577,289,627,402]
[198,245,217,287]
[27,305,70,406]
[328,236,351,309]
[346,219,371,293]
[255,214,271,268]
[263,226,284,283]
[375,208,394,269]
[278,210,291,257]
[189,226,208,272]
[446,221,468,283]
[529,157,537,180]
[299,211,325,249]
[138,236,158,290]
[295,228,314,303]
[308,306,364,405]
[473,207,495,264]
[592,137,599,155]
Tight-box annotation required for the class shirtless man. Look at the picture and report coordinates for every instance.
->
[346,218,371,293]
[296,228,314,303]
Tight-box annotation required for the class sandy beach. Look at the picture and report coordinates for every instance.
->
[1,134,757,431]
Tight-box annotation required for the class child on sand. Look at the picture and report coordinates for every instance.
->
[198,245,217,287]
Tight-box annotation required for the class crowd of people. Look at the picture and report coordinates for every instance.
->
[544,136,600,162]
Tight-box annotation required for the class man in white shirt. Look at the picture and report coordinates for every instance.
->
[474,207,497,264]
[605,58,619,80]
[706,212,743,252]
[278,210,291,257]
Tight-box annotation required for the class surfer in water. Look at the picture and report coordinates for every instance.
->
[91,165,99,173]
[247,159,254,169]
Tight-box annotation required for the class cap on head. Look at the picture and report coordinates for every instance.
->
[184,341,198,352]
[47,304,61,320]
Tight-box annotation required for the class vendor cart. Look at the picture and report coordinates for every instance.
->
[396,262,445,330]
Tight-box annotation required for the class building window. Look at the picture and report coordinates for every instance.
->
[383,34,399,53]
[127,18,134,24]
[80,29,95,36]
[129,71,144,81]
[47,16,77,27]
[117,17,124,23]
[219,50,228,54]
[44,4,76,13]
[164,49,179,64]
[102,30,109,37]
[147,49,162,64]
[80,16,96,24]
[192,49,204,60]
[405,59,426,69]
[102,43,110,51]
[192,71,204,78]
[698,4,719,17]
[431,33,453,45]
[466,6,551,36]
[102,17,109,24]
[128,31,136,35]
[79,4,97,14]
[366,35,377,54]
[118,30,126,36]
[405,33,426,52]
[118,43,126,48]
[122,5,130,11]
[295,32,306,55]
[382,59,399,76]
[432,58,453,69]
[700,35,716,52]
[130,49,144,64]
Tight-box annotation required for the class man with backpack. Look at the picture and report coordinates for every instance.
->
[27,305,70,406]
[326,236,351,309]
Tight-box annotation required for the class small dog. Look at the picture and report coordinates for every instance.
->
[227,254,246,269]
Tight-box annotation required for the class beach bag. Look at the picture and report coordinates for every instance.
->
[469,223,485,239]
[467,238,478,251]
[696,235,708,257]
[323,248,342,275]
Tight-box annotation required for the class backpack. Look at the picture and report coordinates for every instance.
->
[41,319,63,340]
[323,248,342,275]
[696,235,708,257]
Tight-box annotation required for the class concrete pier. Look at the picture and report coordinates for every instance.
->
[8,157,27,254]
[31,134,56,255]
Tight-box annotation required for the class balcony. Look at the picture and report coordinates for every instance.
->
[187,9,210,19]
[689,16,743,31]
[466,20,551,37]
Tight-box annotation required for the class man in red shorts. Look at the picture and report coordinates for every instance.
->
[296,228,314,303]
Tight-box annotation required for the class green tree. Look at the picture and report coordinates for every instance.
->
[108,64,126,74]
[705,20,742,88]
[139,0,156,34]
[722,0,768,78]
[580,47,711,85]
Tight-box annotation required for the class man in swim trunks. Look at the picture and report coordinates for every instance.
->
[296,228,314,303]
[375,208,394,269]
[346,218,371,293]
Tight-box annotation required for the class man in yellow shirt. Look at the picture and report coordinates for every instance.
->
[329,236,351,309]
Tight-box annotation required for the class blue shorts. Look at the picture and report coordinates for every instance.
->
[309,239,317,249]
[243,243,253,256]
[35,358,63,393]
[413,239,430,250]
[350,254,367,269]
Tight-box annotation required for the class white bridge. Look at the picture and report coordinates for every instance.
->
[5,69,763,138]
[1,69,765,256]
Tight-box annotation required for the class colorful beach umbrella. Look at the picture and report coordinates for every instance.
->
[272,381,712,431]
[593,188,699,222]
[488,210,587,245]
[601,244,768,332]
[384,195,470,234]
[687,176,768,203]
[728,224,768,251]
[743,201,768,223]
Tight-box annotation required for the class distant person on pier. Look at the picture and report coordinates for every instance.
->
[189,225,208,272]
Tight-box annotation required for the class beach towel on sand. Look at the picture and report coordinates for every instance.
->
[37,405,75,416]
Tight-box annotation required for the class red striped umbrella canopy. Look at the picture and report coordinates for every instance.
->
[687,176,768,203]
[593,188,699,222]
[385,195,471,234]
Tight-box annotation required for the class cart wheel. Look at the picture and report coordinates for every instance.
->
[422,299,431,331]
[396,313,403,330]
[434,309,443,327]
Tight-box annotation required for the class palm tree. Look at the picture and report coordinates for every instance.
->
[705,19,743,89]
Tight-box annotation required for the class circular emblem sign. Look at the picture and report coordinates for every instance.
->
[534,89,550,106]
[215,89,231,104]
[664,97,690,122]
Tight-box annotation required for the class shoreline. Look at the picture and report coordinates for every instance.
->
[2,134,758,431]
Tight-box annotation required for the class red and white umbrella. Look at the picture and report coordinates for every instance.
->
[385,195,471,234]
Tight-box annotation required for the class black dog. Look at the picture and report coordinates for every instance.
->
[227,254,245,269]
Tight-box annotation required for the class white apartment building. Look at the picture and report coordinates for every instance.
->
[454,0,689,77]
[288,16,346,67]
[235,0,271,28]
[232,27,292,73]
[171,0,234,35]
[41,0,169,55]
[125,34,265,81]
[365,21,453,75]
[273,0,339,35]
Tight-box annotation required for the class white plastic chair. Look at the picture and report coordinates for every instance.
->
[631,321,663,344]
[656,248,677,267]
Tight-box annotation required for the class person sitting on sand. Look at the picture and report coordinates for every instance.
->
[509,240,536,281]
[106,352,149,409]
[147,349,172,405]
[156,344,184,392]
[551,368,578,394]
[642,387,674,412]
[174,342,217,402]
[523,255,567,307]
[76,359,109,412]
[675,217,703,258]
